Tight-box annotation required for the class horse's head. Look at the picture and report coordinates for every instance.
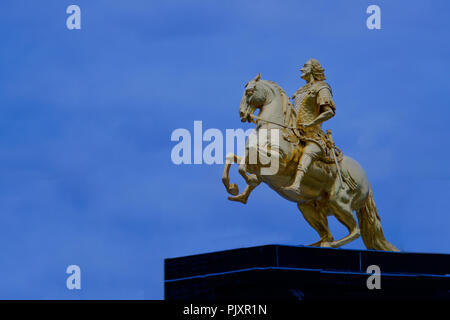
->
[239,73,268,123]
[239,74,296,129]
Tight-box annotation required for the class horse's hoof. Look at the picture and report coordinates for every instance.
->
[320,242,332,248]
[308,241,321,247]
[228,184,239,196]
[228,195,247,204]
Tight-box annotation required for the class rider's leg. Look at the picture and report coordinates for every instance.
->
[285,142,322,191]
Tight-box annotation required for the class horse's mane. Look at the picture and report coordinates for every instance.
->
[264,80,297,128]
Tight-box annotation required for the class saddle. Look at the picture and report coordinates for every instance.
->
[283,128,343,164]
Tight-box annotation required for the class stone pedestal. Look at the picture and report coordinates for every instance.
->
[165,245,450,300]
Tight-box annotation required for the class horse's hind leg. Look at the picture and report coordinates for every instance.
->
[297,203,334,246]
[325,200,361,248]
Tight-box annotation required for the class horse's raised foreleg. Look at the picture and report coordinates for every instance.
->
[222,153,241,196]
[228,184,258,204]
[238,159,260,187]
[222,152,261,204]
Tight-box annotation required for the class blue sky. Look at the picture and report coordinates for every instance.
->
[0,0,449,299]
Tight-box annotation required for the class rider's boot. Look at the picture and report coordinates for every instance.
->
[284,154,313,196]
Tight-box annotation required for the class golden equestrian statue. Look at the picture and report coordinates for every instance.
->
[222,59,398,251]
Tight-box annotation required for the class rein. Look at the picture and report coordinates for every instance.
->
[249,114,296,129]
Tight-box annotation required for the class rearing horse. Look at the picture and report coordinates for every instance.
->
[222,74,398,251]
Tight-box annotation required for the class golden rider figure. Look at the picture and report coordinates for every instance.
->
[284,58,336,196]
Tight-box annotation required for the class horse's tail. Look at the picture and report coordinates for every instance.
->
[356,187,399,252]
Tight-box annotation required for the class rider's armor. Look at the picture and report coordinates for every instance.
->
[292,80,337,163]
